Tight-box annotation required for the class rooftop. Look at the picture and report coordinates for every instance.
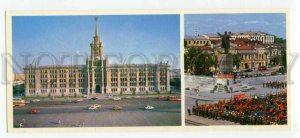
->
[231,31,273,36]
[185,35,209,40]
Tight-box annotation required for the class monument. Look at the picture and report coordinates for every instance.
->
[212,32,234,93]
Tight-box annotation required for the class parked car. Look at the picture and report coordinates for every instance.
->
[113,105,122,110]
[145,105,154,110]
[271,72,277,75]
[258,66,267,71]
[31,99,40,102]
[90,97,98,100]
[30,109,41,114]
[88,106,98,110]
[244,69,253,72]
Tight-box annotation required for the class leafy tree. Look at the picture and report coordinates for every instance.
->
[233,54,241,69]
[280,49,287,69]
[13,84,25,96]
[274,37,286,44]
[170,77,181,88]
[270,55,280,65]
[184,47,217,76]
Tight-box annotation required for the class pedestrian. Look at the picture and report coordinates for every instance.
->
[192,106,196,115]
[187,107,191,115]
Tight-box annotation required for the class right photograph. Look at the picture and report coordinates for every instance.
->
[184,13,287,126]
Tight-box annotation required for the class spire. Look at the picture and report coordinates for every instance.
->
[95,17,99,37]
[91,16,103,60]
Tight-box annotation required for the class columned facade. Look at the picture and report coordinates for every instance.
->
[24,17,170,97]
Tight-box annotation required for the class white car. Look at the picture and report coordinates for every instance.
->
[88,106,98,110]
[145,105,154,110]
[113,97,121,100]
[31,99,40,102]
[134,96,141,98]
[76,99,83,102]
[92,104,101,108]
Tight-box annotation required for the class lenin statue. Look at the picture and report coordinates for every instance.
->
[218,31,231,54]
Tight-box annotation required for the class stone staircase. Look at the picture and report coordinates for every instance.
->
[211,85,229,93]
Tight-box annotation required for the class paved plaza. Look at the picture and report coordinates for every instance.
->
[14,97,181,127]
[185,74,287,125]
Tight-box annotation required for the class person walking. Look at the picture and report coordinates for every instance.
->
[187,106,191,115]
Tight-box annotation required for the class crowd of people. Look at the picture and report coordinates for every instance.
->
[263,81,287,89]
[190,90,287,125]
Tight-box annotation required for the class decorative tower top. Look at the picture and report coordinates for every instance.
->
[90,16,103,60]
[95,17,99,37]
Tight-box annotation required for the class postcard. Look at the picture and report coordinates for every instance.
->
[7,12,181,130]
[184,13,289,126]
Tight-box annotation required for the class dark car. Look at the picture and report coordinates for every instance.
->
[258,66,267,71]
[271,72,277,75]
[90,97,98,100]
[244,69,253,72]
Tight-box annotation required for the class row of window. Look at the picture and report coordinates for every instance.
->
[35,73,85,78]
[29,88,85,94]
[187,40,210,45]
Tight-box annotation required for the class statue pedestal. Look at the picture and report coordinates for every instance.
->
[211,53,234,93]
[215,74,234,86]
[218,54,233,73]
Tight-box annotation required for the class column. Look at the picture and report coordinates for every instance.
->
[66,69,69,95]
[145,66,149,92]
[106,67,111,94]
[56,69,60,96]
[87,68,90,95]
[91,66,95,95]
[136,67,140,93]
[34,69,41,96]
[117,68,121,93]
[25,69,29,96]
[47,69,50,95]
[127,67,130,93]
[75,69,79,94]
[156,65,161,92]
[166,65,170,92]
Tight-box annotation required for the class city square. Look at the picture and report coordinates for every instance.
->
[185,73,287,125]
[14,96,181,127]
[184,13,287,125]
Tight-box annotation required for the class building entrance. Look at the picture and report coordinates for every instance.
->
[96,85,101,93]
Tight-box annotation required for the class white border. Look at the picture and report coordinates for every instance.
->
[5,9,291,133]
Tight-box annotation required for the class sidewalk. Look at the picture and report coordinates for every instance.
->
[185,114,240,126]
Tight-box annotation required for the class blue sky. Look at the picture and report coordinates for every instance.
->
[12,15,180,73]
[185,13,286,38]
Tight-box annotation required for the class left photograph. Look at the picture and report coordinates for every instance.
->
[10,14,181,127]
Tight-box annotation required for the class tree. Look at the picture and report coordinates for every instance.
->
[184,47,217,76]
[13,84,25,96]
[280,49,287,69]
[274,37,286,44]
[233,54,241,69]
[270,55,280,65]
[170,77,181,88]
